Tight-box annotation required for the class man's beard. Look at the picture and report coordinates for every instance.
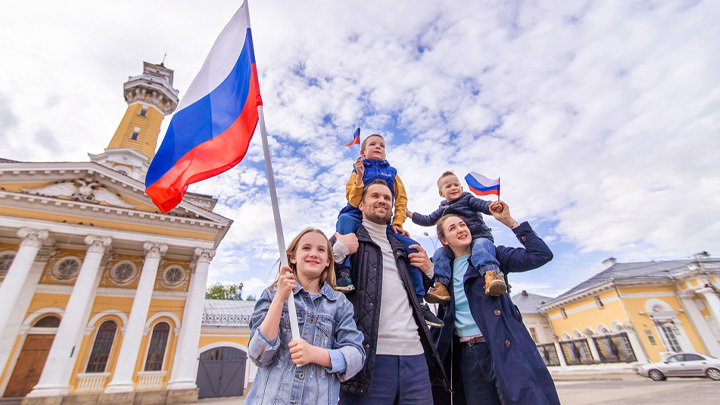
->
[365,204,392,225]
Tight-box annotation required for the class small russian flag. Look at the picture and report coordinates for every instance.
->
[345,122,360,147]
[465,171,500,197]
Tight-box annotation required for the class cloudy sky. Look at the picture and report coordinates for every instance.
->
[1,0,718,300]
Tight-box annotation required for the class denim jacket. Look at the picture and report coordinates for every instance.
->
[245,282,366,405]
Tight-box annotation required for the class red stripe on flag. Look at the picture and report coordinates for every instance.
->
[146,66,261,213]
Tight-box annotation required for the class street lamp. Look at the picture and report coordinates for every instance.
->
[423,232,438,250]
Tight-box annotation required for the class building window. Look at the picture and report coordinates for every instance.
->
[110,260,138,286]
[130,130,139,140]
[34,315,60,327]
[138,108,147,117]
[145,322,170,371]
[86,320,118,373]
[52,257,81,280]
[0,252,15,278]
[160,265,186,288]
[529,327,539,343]
[560,308,568,319]
[595,297,605,309]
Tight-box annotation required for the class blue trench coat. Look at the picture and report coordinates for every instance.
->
[432,222,560,404]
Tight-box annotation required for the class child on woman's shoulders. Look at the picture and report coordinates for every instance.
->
[407,171,507,302]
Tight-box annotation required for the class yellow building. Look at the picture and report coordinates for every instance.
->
[0,62,253,404]
[538,256,720,371]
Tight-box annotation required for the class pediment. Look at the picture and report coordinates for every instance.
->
[0,161,231,237]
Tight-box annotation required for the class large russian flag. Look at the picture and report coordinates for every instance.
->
[465,171,500,197]
[146,1,263,213]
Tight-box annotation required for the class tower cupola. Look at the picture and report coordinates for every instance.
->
[89,62,179,181]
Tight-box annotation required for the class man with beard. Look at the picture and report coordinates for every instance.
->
[333,179,447,404]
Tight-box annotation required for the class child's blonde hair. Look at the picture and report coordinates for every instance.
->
[361,133,384,150]
[272,228,336,289]
[437,170,458,187]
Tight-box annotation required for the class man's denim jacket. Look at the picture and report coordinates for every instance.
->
[245,282,365,404]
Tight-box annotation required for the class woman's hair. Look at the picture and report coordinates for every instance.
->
[273,228,336,289]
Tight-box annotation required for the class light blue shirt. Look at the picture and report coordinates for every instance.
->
[453,254,482,337]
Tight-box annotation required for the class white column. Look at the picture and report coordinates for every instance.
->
[586,337,601,363]
[553,342,567,367]
[166,248,214,390]
[105,242,168,393]
[626,329,649,363]
[0,229,49,339]
[27,236,111,397]
[0,246,54,385]
[681,294,720,356]
[699,287,720,331]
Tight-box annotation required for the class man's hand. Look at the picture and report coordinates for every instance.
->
[391,224,409,237]
[334,232,359,254]
[408,244,433,273]
[288,338,330,367]
[354,156,364,185]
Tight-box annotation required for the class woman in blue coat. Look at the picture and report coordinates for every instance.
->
[431,202,560,405]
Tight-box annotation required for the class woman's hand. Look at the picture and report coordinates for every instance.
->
[490,201,519,229]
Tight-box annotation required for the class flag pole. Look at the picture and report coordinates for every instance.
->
[257,105,300,340]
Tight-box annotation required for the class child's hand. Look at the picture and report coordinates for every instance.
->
[489,200,504,214]
[392,224,409,237]
[406,209,413,219]
[288,338,330,367]
[275,266,296,302]
[354,156,364,181]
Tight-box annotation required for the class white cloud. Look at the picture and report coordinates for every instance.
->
[2,0,719,299]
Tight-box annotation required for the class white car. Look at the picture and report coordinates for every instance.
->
[637,352,720,381]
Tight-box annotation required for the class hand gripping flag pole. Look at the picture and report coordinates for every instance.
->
[258,105,300,340]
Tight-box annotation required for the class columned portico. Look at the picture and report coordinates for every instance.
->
[26,236,111,399]
[105,242,168,393]
[0,229,49,339]
[166,248,214,391]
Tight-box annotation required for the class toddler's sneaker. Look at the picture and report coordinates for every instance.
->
[335,270,355,293]
[484,270,507,296]
[425,282,451,304]
[422,304,444,328]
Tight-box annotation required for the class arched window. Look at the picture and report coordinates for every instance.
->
[86,320,118,373]
[144,322,170,371]
[34,315,61,328]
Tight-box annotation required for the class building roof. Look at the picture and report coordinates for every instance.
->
[553,260,694,303]
[511,291,555,313]
[202,299,257,326]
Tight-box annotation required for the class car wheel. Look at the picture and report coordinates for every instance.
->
[707,367,720,381]
[648,369,666,381]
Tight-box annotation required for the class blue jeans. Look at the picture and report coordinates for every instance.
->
[339,354,432,404]
[432,237,500,286]
[336,206,425,296]
[460,342,504,405]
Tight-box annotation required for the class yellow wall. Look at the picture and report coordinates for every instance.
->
[108,104,163,159]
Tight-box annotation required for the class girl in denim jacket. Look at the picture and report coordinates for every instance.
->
[245,228,366,404]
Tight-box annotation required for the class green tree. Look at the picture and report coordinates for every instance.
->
[205,282,244,300]
[245,294,256,301]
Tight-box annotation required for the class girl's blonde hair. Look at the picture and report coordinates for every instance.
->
[272,228,336,289]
